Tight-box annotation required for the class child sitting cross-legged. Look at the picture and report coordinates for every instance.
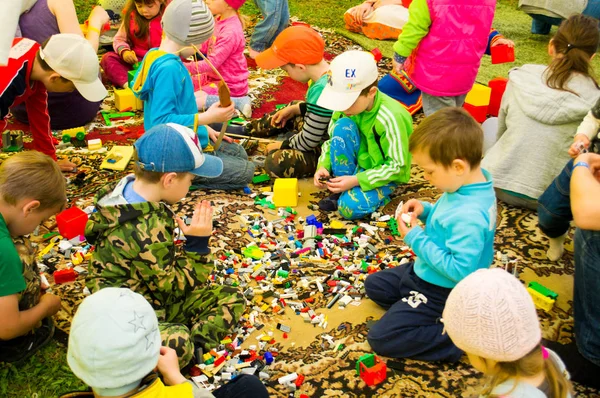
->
[364,107,497,361]
[313,50,413,220]
[63,287,269,398]
[85,123,246,368]
[443,268,573,398]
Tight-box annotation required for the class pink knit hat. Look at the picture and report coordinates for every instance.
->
[442,268,542,362]
[225,0,246,10]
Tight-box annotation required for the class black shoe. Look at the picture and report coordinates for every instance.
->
[542,339,600,389]
[0,317,55,365]
[318,193,341,212]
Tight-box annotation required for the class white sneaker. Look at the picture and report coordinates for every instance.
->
[242,103,252,119]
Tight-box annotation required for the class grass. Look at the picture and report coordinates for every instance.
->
[9,1,597,396]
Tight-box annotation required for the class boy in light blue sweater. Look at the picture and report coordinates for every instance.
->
[364,107,497,362]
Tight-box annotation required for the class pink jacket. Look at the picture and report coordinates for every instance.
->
[112,11,163,59]
[185,15,249,97]
[405,0,496,96]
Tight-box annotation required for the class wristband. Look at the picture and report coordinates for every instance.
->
[87,25,101,35]
[573,161,590,170]
[394,53,407,64]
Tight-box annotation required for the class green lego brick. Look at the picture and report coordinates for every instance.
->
[528,281,558,300]
[252,174,271,184]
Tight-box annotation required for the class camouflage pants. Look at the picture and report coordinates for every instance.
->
[159,284,246,367]
[14,237,42,312]
[265,147,320,178]
[246,101,304,138]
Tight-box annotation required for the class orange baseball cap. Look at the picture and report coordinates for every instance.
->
[256,26,325,69]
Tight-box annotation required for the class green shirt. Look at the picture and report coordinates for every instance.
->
[0,213,26,297]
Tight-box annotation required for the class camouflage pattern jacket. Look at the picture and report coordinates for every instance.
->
[85,176,213,314]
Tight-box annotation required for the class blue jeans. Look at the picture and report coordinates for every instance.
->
[574,228,600,367]
[205,95,251,114]
[213,375,269,398]
[529,1,600,35]
[193,141,255,190]
[537,159,574,238]
[250,0,289,52]
[329,118,395,220]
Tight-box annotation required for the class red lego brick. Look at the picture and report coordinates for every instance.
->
[56,207,88,240]
[53,268,77,284]
[491,45,515,65]
[488,77,508,117]
[371,48,382,63]
[214,355,225,366]
[295,374,305,387]
[463,102,488,123]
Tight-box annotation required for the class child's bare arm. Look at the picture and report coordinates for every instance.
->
[0,293,60,340]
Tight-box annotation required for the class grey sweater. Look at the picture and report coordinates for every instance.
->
[482,64,600,199]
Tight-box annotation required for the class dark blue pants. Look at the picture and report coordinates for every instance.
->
[364,262,463,362]
[538,159,574,238]
[213,375,269,398]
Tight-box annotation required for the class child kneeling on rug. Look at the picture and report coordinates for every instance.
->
[64,288,269,398]
[85,124,246,368]
[251,25,333,178]
[364,108,496,361]
[0,152,65,364]
[313,50,413,220]
[132,0,254,190]
[443,269,572,397]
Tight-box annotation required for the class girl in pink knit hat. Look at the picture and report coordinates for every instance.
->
[185,0,252,117]
[443,268,573,398]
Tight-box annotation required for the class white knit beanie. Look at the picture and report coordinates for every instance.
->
[162,0,214,46]
[442,268,542,362]
[67,288,161,396]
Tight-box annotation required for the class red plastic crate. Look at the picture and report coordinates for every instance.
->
[463,102,488,123]
[491,45,515,64]
[56,207,88,240]
[488,77,508,117]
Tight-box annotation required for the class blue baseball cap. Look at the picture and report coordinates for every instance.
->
[134,123,223,178]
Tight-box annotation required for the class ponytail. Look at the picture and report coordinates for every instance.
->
[546,14,600,93]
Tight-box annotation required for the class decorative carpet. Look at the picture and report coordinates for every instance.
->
[1,27,598,398]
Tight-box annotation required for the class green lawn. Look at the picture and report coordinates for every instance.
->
[5,1,598,397]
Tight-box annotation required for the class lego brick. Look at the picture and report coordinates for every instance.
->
[56,207,88,240]
[87,138,102,151]
[463,102,488,123]
[488,77,508,117]
[464,83,492,107]
[114,87,139,111]
[491,44,515,65]
[527,287,555,312]
[100,146,134,171]
[273,178,298,207]
[54,268,77,284]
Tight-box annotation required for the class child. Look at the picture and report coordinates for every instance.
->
[85,123,246,367]
[0,152,65,364]
[443,268,573,397]
[64,288,269,397]
[250,26,332,178]
[392,0,496,116]
[312,50,412,220]
[248,0,289,59]
[132,0,254,190]
[364,107,496,361]
[100,0,166,88]
[569,96,600,157]
[0,34,107,172]
[482,15,600,210]
[185,0,252,118]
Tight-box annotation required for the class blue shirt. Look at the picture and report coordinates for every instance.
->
[404,169,497,288]
[123,180,147,204]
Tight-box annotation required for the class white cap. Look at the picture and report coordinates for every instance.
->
[39,34,107,102]
[317,50,379,112]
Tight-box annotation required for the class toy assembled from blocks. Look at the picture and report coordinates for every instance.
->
[85,124,246,368]
[364,108,497,362]
[132,0,254,190]
[313,50,413,220]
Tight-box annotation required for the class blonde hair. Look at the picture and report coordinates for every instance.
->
[477,344,572,398]
[0,152,66,211]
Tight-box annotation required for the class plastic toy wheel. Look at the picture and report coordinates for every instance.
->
[62,135,71,143]
[76,132,86,141]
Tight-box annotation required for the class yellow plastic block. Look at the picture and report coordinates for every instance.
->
[87,138,102,151]
[465,83,492,107]
[100,146,134,171]
[273,178,299,207]
[527,287,555,312]
[114,87,139,111]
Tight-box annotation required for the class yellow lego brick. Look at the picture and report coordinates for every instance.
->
[203,353,213,361]
[330,220,345,229]
[87,138,102,151]
[220,338,232,344]
[114,87,138,111]
[273,178,298,207]
[260,303,269,312]
[527,287,555,312]
[465,83,492,107]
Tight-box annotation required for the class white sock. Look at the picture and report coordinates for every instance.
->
[547,233,566,261]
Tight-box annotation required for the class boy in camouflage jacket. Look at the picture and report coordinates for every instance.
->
[85,124,246,367]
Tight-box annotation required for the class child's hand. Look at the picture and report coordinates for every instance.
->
[207,126,233,144]
[157,346,187,386]
[326,175,359,193]
[392,59,404,75]
[203,101,236,124]
[39,293,62,316]
[350,2,373,24]
[492,37,515,48]
[314,167,331,188]
[569,134,590,158]
[122,50,138,64]
[402,199,424,217]
[266,141,283,153]
[57,158,77,173]
[176,200,213,237]
[397,211,418,238]
[271,105,300,128]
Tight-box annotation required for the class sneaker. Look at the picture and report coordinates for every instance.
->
[318,193,341,212]
[0,317,55,365]
[241,103,252,119]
